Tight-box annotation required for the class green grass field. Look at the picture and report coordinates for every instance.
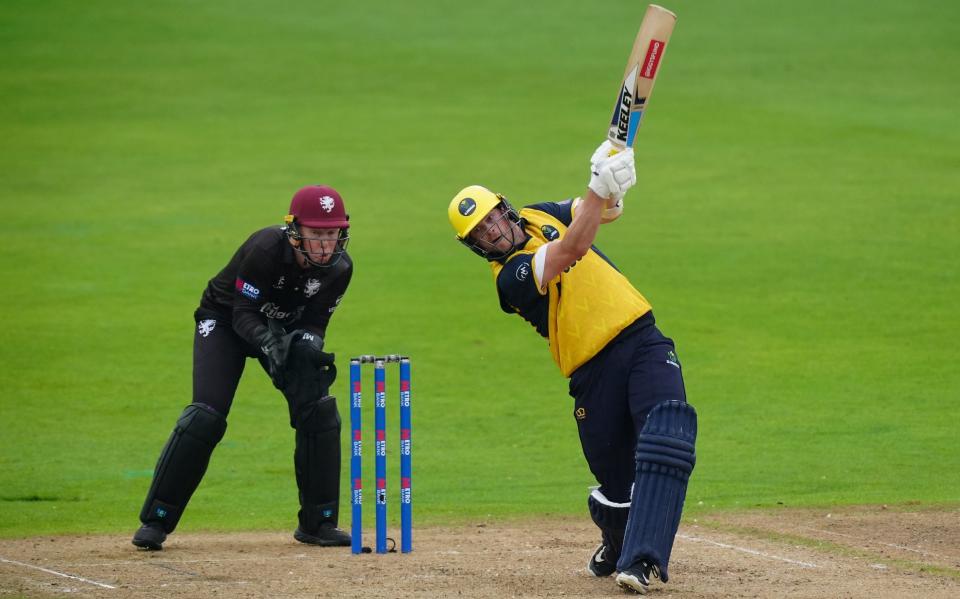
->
[2,0,958,538]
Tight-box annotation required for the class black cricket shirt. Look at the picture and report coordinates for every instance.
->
[195,227,352,346]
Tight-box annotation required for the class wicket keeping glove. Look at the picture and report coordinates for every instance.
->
[287,329,337,395]
[257,329,290,389]
[588,146,636,201]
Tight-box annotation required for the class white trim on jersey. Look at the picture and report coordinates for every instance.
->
[532,243,551,294]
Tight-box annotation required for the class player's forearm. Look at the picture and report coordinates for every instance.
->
[563,189,604,257]
[232,307,268,346]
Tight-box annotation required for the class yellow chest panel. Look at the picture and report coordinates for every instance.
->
[491,208,652,376]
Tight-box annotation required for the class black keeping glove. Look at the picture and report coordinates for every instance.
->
[292,329,324,353]
[316,351,337,393]
[288,330,337,395]
[257,329,289,389]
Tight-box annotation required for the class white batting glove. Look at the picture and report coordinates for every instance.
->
[588,147,636,200]
[590,140,620,169]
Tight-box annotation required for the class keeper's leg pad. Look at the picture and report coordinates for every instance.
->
[293,394,342,531]
[139,403,227,533]
[617,400,697,581]
[588,487,631,559]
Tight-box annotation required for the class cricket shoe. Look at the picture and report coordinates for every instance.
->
[132,522,167,550]
[587,542,617,577]
[615,560,660,594]
[294,523,351,547]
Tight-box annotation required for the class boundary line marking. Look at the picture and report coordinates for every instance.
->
[0,555,117,589]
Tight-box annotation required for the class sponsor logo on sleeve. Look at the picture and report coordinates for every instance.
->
[666,349,680,369]
[235,277,261,300]
[329,294,344,314]
[540,225,559,240]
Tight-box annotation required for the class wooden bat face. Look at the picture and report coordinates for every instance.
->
[607,5,676,150]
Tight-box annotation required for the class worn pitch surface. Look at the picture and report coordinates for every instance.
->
[1,506,957,598]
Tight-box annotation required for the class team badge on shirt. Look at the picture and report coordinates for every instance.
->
[304,278,321,297]
[515,262,530,281]
[541,225,559,240]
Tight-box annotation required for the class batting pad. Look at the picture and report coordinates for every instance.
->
[617,400,697,581]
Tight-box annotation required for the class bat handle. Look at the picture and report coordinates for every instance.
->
[606,140,628,157]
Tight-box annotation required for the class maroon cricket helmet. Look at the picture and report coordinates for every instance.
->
[287,185,350,229]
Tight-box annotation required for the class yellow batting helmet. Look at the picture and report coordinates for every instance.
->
[448,185,524,260]
[448,185,503,240]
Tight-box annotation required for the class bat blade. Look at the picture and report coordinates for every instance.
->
[607,4,676,151]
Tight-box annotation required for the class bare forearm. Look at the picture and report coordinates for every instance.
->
[564,188,605,255]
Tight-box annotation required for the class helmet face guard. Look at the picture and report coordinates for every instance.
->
[286,185,350,268]
[285,220,349,268]
[460,203,524,261]
[448,185,525,261]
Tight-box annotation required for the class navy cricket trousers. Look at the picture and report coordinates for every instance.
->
[568,312,687,504]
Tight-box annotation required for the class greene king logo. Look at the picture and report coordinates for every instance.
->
[458,198,476,216]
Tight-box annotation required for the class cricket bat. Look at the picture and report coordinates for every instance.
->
[607,4,677,151]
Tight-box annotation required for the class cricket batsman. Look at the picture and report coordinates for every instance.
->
[447,142,697,594]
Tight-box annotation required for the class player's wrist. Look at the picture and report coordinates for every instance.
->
[584,187,608,204]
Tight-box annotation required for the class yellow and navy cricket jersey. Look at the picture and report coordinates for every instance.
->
[490,200,652,377]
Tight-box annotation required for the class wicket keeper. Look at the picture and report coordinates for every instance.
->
[132,185,354,550]
[447,143,697,594]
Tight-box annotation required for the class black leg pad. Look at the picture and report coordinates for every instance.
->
[138,403,227,533]
[293,395,341,531]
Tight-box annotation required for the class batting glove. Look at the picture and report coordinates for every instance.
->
[590,140,620,170]
[588,147,636,200]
